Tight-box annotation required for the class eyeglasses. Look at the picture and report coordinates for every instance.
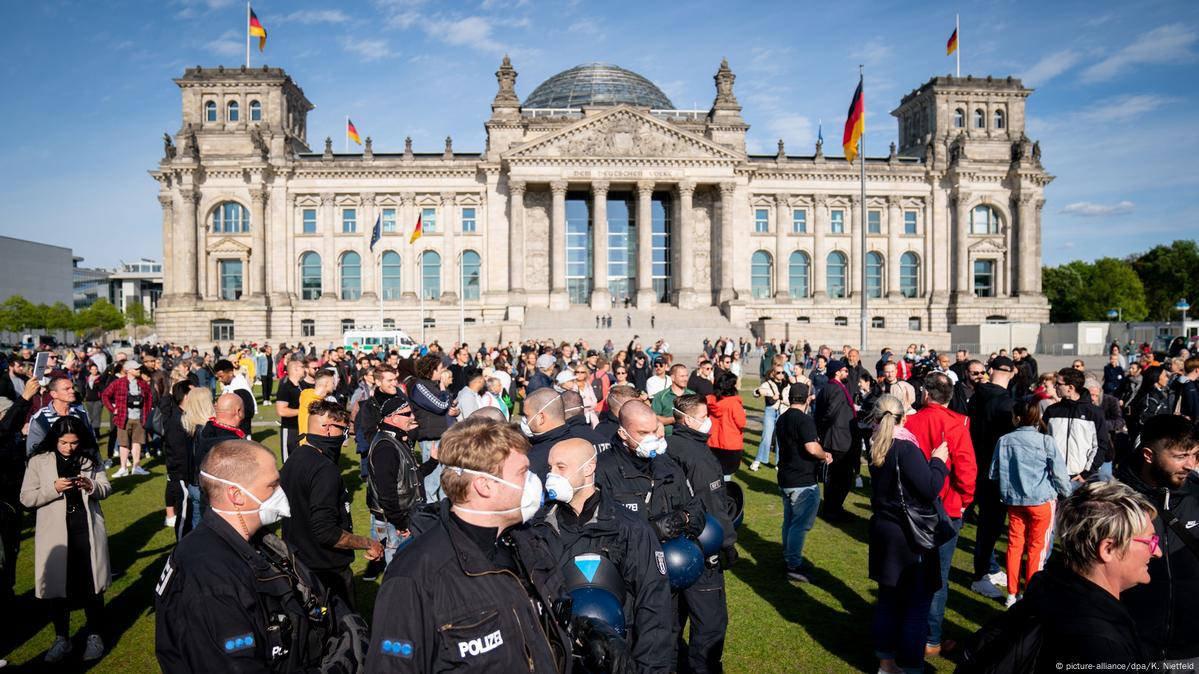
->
[615,370,628,375]
[1132,534,1160,555]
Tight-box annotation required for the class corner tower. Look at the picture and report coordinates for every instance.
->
[891,75,1030,161]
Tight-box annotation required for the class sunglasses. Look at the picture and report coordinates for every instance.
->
[615,370,628,375]
[1133,534,1160,555]
[321,423,350,434]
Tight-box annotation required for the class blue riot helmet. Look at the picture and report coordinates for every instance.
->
[568,587,626,638]
[696,513,725,557]
[562,554,628,637]
[724,481,745,529]
[660,538,704,590]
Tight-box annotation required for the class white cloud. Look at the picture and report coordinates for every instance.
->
[206,29,243,58]
[1077,94,1174,124]
[343,37,397,62]
[567,18,602,36]
[480,0,529,8]
[176,0,234,18]
[848,39,891,68]
[279,9,351,25]
[425,16,505,53]
[1080,24,1198,82]
[1020,49,1082,87]
[1060,201,1135,217]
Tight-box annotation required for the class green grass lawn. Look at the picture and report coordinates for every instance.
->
[4,381,1006,672]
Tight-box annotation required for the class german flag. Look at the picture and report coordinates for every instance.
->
[409,212,423,243]
[947,27,958,55]
[842,76,864,164]
[249,8,267,52]
[347,118,362,145]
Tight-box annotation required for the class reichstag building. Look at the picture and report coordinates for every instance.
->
[151,58,1051,344]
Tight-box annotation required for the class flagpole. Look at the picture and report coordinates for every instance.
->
[956,14,961,77]
[859,65,868,354]
[245,2,251,69]
[344,115,348,154]
[458,251,465,347]
[378,252,384,329]
[418,255,425,345]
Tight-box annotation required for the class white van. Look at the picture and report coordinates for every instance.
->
[343,329,419,358]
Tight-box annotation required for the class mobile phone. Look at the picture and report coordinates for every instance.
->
[32,352,50,382]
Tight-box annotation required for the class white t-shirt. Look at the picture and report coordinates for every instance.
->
[645,375,669,397]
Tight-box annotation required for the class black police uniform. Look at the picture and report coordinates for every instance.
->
[532,489,674,673]
[593,443,704,537]
[365,499,572,673]
[155,515,365,673]
[530,419,608,480]
[666,425,738,674]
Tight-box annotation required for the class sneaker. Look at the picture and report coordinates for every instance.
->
[44,636,72,663]
[112,466,129,478]
[749,461,761,472]
[132,465,150,476]
[970,579,1005,599]
[1004,594,1018,608]
[164,515,177,528]
[82,634,104,661]
[854,476,864,488]
[785,568,810,583]
[987,569,1008,587]
[101,459,113,470]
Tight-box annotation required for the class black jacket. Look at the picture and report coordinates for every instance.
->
[192,420,245,483]
[365,500,571,673]
[354,390,393,451]
[1024,558,1148,671]
[528,423,573,481]
[593,411,619,453]
[162,403,192,482]
[867,439,948,587]
[967,382,1015,471]
[409,378,452,442]
[280,443,354,572]
[594,444,704,541]
[1117,464,1199,660]
[531,491,673,674]
[816,380,855,454]
[666,426,737,551]
[366,428,422,530]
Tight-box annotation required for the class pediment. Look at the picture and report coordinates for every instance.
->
[206,236,252,254]
[505,106,742,162]
[968,237,1006,254]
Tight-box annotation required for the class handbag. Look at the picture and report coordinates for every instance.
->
[894,448,956,551]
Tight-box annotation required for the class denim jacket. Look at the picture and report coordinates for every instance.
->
[989,426,1072,506]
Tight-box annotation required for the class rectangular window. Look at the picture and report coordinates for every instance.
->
[974,259,995,298]
[211,320,235,341]
[868,210,881,234]
[904,211,917,235]
[300,319,315,337]
[831,209,845,233]
[908,316,922,331]
[792,209,807,233]
[871,316,886,328]
[219,260,243,300]
[341,319,355,332]
[302,208,316,234]
[566,195,593,305]
[754,208,769,233]
[461,207,476,233]
[381,208,396,233]
[651,194,671,303]
[421,207,437,233]
[834,316,848,326]
[342,208,357,233]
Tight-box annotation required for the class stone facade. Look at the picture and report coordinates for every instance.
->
[151,60,1050,345]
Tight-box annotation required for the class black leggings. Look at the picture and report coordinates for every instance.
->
[50,592,105,637]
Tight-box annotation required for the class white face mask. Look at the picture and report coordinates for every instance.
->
[520,394,561,437]
[447,466,544,523]
[545,450,597,503]
[620,426,667,459]
[682,412,712,435]
[201,471,291,526]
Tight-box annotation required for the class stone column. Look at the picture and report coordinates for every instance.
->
[887,195,902,298]
[158,195,174,298]
[850,195,862,298]
[179,188,199,299]
[590,181,610,310]
[441,193,457,301]
[774,194,790,301]
[248,188,268,297]
[635,181,655,307]
[401,193,418,299]
[953,190,972,297]
[320,192,336,299]
[924,194,936,298]
[360,193,377,300]
[674,181,696,307]
[508,181,527,298]
[716,182,737,304]
[812,193,827,298]
[549,181,568,309]
[1017,193,1037,296]
[1032,199,1044,293]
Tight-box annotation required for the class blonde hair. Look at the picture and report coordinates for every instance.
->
[1057,480,1156,575]
[868,394,906,467]
[180,386,215,436]
[439,417,529,504]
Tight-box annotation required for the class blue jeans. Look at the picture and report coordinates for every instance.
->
[1097,461,1113,481]
[370,515,413,566]
[874,560,936,674]
[781,485,821,570]
[418,440,438,463]
[423,462,444,502]
[187,484,206,530]
[926,517,963,647]
[755,407,779,464]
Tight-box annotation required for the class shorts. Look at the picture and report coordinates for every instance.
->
[116,419,146,446]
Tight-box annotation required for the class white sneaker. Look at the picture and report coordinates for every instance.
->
[854,476,864,488]
[987,570,1008,587]
[164,515,177,528]
[970,579,1005,599]
[82,634,104,661]
[1004,594,1018,608]
[44,636,72,663]
[132,465,149,476]
[749,461,761,472]
[112,466,129,478]
[101,459,113,470]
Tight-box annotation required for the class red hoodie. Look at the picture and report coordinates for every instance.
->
[903,403,977,518]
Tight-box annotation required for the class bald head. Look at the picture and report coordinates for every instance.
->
[214,393,244,425]
[619,400,657,433]
[525,388,565,433]
[548,437,596,468]
[469,406,507,423]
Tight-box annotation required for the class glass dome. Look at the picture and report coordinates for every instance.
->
[523,63,675,110]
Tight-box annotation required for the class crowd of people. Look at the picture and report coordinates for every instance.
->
[0,332,1196,672]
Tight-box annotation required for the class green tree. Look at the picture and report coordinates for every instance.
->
[45,302,76,331]
[0,295,38,331]
[125,302,150,327]
[1042,261,1089,322]
[1130,240,1199,320]
[76,299,125,334]
[1077,258,1147,321]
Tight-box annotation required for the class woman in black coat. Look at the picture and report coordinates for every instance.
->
[866,394,950,674]
[161,381,192,539]
[1127,365,1171,440]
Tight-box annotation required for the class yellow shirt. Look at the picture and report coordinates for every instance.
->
[238,355,256,382]
[298,389,321,436]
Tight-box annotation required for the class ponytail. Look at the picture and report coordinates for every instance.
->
[869,394,905,468]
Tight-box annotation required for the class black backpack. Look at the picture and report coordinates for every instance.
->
[955,598,1043,674]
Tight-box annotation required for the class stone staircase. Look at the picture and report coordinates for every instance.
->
[521,306,752,360]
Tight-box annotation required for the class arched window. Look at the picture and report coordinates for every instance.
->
[339,252,361,300]
[461,250,481,301]
[970,205,1001,234]
[750,251,773,299]
[212,201,249,233]
[380,251,401,300]
[866,252,884,298]
[827,252,848,299]
[954,108,965,128]
[205,100,217,122]
[900,252,920,298]
[421,251,441,300]
[973,108,985,129]
[227,100,239,122]
[994,109,1005,129]
[300,252,322,300]
[249,100,262,122]
[788,251,810,299]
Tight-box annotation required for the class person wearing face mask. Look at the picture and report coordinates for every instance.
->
[523,387,570,480]
[366,393,424,566]
[366,417,573,673]
[531,438,670,674]
[156,439,369,673]
[666,394,738,673]
[280,400,384,609]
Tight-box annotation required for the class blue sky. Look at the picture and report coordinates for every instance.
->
[1,0,1196,269]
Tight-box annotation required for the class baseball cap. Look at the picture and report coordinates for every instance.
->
[123,361,141,371]
[536,354,557,370]
[555,370,575,384]
[989,356,1015,372]
[788,382,811,403]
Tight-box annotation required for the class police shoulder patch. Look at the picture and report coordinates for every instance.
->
[223,633,255,653]
[381,639,414,658]
[709,479,721,492]
[655,550,666,575]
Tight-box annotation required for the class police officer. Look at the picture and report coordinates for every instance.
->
[533,437,672,674]
[366,417,572,673]
[155,439,367,672]
[366,392,422,565]
[667,394,737,673]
